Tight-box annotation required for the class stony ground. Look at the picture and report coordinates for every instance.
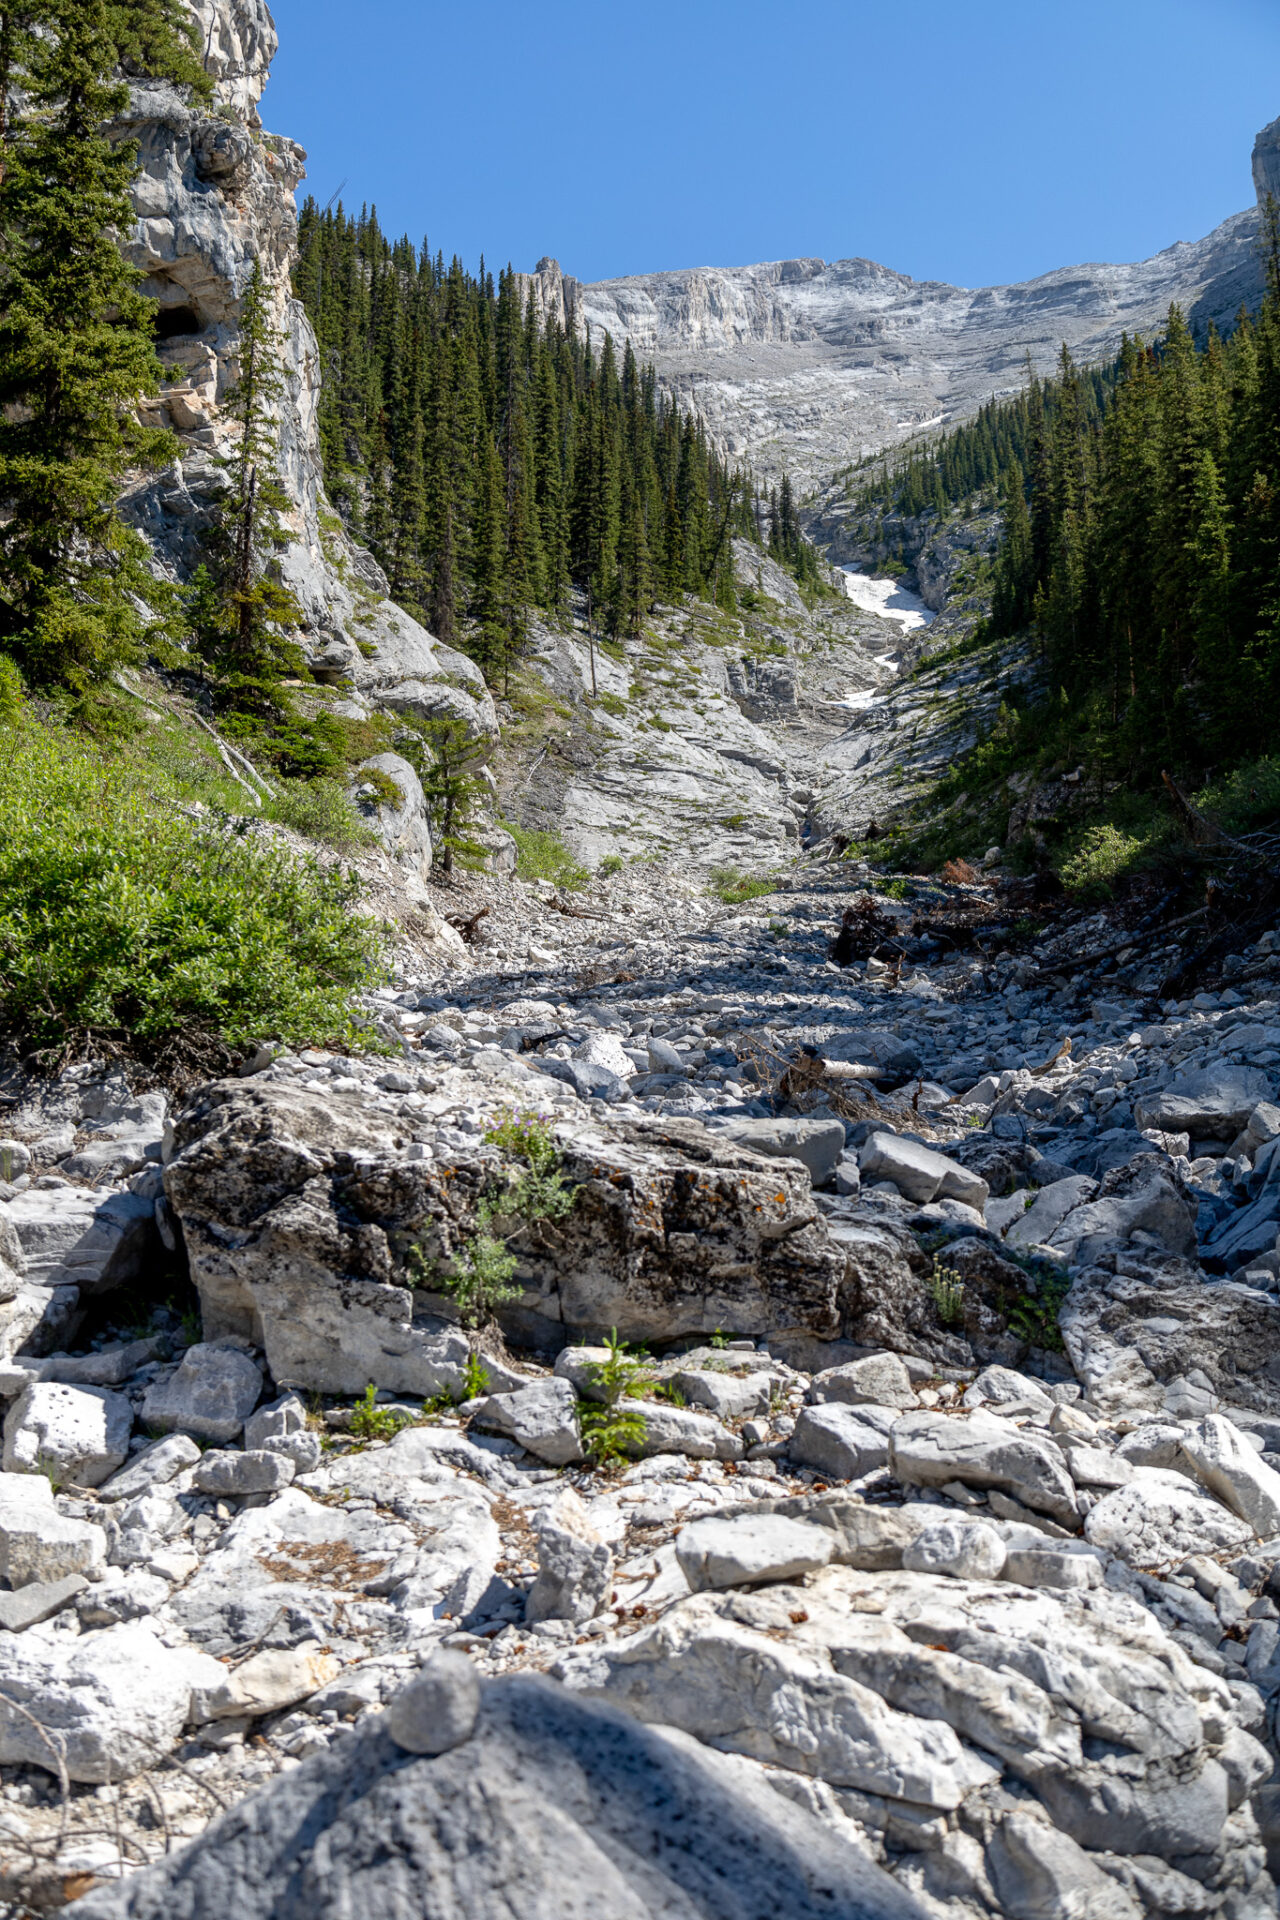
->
[1,840,1280,1915]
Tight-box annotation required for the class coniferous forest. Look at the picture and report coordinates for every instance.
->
[847,219,1280,786]
[292,201,828,682]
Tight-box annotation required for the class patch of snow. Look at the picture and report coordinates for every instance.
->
[840,568,934,631]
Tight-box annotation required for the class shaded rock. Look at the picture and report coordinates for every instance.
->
[140,1341,263,1443]
[985,1810,1142,1920]
[1136,1064,1274,1139]
[0,1571,87,1632]
[2,1186,156,1294]
[66,1674,923,1920]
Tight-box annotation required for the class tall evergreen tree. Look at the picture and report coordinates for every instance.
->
[0,0,203,687]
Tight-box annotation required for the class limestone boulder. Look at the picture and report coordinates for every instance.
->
[2,1381,131,1488]
[162,1085,849,1392]
[858,1131,989,1210]
[141,1341,263,1443]
[525,1491,613,1624]
[889,1409,1079,1526]
[0,1622,222,1782]
[712,1116,846,1186]
[64,1673,923,1920]
[1135,1064,1274,1139]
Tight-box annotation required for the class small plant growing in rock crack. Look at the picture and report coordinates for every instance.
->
[710,1327,730,1349]
[408,1110,577,1328]
[483,1107,576,1229]
[462,1350,491,1400]
[578,1329,649,1468]
[348,1383,412,1443]
[927,1258,966,1327]
[412,1215,521,1330]
[1006,1263,1071,1353]
[649,1377,686,1407]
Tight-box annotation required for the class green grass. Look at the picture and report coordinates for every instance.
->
[0,713,385,1069]
[708,865,779,905]
[502,821,589,889]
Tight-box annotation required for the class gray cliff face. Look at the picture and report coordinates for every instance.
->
[120,0,493,740]
[1255,115,1280,211]
[525,142,1273,492]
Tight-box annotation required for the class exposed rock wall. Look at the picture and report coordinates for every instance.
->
[118,0,498,765]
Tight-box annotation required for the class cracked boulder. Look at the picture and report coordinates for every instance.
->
[163,1085,849,1391]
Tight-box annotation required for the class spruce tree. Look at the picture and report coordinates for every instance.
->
[0,0,196,687]
[192,258,302,717]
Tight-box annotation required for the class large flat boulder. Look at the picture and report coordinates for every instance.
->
[1135,1064,1274,1140]
[163,1085,849,1392]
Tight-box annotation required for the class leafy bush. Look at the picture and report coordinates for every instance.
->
[409,1109,576,1328]
[348,1383,412,1442]
[0,717,384,1066]
[1006,1262,1071,1353]
[266,774,376,849]
[502,821,588,889]
[431,1228,521,1329]
[599,853,624,876]
[707,866,777,905]
[1058,823,1145,900]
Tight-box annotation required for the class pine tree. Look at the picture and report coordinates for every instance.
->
[192,258,302,717]
[0,0,193,687]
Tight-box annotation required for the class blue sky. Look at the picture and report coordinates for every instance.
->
[262,0,1280,290]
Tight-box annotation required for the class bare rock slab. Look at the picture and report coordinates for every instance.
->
[2,1381,131,1488]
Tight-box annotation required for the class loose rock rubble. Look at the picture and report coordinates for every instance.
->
[1,862,1280,1915]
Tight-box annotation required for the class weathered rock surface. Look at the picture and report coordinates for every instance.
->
[162,1083,850,1386]
[0,1623,221,1783]
[68,1676,924,1920]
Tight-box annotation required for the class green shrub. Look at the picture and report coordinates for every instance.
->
[599,853,624,876]
[355,765,403,809]
[348,1383,412,1443]
[707,866,778,905]
[1058,823,1145,900]
[502,821,588,889]
[267,775,376,849]
[0,718,384,1065]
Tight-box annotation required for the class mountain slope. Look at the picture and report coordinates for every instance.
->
[522,121,1275,491]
